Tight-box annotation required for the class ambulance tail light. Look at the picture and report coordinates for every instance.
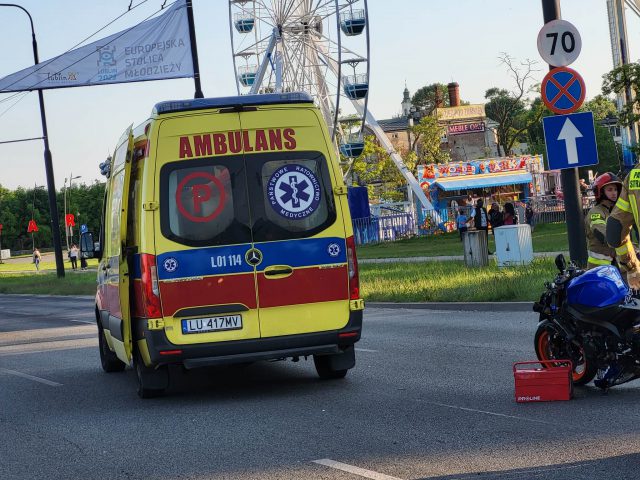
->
[140,254,162,318]
[346,236,360,300]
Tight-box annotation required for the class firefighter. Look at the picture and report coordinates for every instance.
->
[586,173,622,269]
[606,169,640,288]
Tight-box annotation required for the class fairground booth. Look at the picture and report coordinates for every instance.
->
[416,155,545,232]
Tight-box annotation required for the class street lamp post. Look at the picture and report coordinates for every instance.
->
[0,3,65,277]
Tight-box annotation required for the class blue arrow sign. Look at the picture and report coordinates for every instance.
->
[80,224,88,234]
[542,111,598,170]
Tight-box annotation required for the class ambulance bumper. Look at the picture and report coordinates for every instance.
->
[139,310,363,368]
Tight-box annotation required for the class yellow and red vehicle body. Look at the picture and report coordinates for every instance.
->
[93,92,363,394]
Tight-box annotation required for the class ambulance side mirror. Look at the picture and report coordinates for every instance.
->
[80,232,102,260]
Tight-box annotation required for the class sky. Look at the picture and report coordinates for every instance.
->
[0,0,638,190]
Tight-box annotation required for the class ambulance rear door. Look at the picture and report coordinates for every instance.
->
[104,126,134,363]
[153,112,261,344]
[239,106,351,338]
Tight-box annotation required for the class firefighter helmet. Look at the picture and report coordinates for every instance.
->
[592,172,622,202]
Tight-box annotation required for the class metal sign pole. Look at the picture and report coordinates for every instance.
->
[541,0,587,266]
[0,4,65,277]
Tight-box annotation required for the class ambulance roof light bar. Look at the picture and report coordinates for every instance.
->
[153,92,314,115]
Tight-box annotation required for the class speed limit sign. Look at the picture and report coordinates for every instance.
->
[537,19,582,67]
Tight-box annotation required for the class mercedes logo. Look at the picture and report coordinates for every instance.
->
[245,248,263,266]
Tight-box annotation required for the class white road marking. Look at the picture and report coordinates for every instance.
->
[355,348,377,353]
[423,401,555,425]
[0,325,96,346]
[0,368,62,387]
[313,459,403,480]
[69,319,94,324]
[0,338,97,356]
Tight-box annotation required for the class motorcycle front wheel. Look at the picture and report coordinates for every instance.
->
[534,321,597,385]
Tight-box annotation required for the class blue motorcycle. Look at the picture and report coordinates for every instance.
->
[534,255,640,390]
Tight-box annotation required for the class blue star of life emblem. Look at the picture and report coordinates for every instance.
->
[327,243,341,257]
[267,164,321,219]
[163,257,178,273]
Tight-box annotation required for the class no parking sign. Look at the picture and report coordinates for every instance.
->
[541,66,585,115]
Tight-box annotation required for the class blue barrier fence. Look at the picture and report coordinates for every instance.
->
[352,197,595,246]
[352,214,415,245]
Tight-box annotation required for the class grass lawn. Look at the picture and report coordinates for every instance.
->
[0,258,100,273]
[0,258,557,302]
[0,271,97,296]
[356,223,568,259]
[360,258,556,302]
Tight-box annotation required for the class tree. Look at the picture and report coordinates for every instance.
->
[411,83,449,115]
[0,181,105,252]
[582,95,617,121]
[348,136,415,203]
[409,115,451,164]
[579,95,621,174]
[602,63,640,144]
[484,53,544,156]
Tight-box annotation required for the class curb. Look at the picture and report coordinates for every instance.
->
[359,251,567,264]
[366,302,534,312]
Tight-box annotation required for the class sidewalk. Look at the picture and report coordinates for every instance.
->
[359,251,568,264]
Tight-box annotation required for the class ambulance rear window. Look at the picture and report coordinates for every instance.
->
[159,158,251,247]
[248,151,336,242]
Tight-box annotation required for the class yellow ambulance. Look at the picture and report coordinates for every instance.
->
[81,92,364,398]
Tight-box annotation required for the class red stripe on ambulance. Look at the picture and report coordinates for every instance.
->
[158,274,257,316]
[257,266,348,308]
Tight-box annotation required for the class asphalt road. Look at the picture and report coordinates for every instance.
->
[1,295,640,480]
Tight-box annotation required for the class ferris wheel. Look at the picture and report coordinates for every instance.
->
[228,0,370,160]
[227,0,435,212]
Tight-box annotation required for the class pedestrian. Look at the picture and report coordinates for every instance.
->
[33,248,41,272]
[80,251,88,270]
[503,202,518,225]
[472,199,492,255]
[488,202,503,230]
[69,244,79,270]
[456,208,469,241]
[525,202,535,231]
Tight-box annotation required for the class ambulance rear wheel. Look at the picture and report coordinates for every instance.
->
[314,347,354,379]
[133,348,168,399]
[98,326,126,373]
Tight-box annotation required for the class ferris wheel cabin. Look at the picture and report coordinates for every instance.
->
[339,134,365,158]
[343,74,369,100]
[234,13,255,33]
[237,65,258,87]
[340,10,366,36]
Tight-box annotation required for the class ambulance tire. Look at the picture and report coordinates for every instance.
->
[314,346,355,379]
[98,326,126,373]
[133,348,168,399]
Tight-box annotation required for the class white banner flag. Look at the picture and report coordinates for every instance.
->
[0,0,193,93]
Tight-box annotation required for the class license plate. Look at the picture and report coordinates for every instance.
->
[181,315,242,334]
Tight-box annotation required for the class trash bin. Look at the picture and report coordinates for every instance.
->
[462,230,489,267]
[494,224,534,267]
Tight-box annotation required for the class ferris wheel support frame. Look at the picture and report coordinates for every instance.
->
[323,56,437,215]
[249,28,280,94]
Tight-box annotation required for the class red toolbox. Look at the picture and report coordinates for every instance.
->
[513,360,573,403]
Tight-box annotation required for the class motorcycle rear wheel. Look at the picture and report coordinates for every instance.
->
[535,321,597,385]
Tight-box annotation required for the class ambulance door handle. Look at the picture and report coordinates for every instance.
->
[263,265,293,278]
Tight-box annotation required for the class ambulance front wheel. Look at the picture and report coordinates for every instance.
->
[314,345,355,379]
[133,347,169,398]
[98,326,126,373]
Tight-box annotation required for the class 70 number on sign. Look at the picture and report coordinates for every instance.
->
[537,19,582,67]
